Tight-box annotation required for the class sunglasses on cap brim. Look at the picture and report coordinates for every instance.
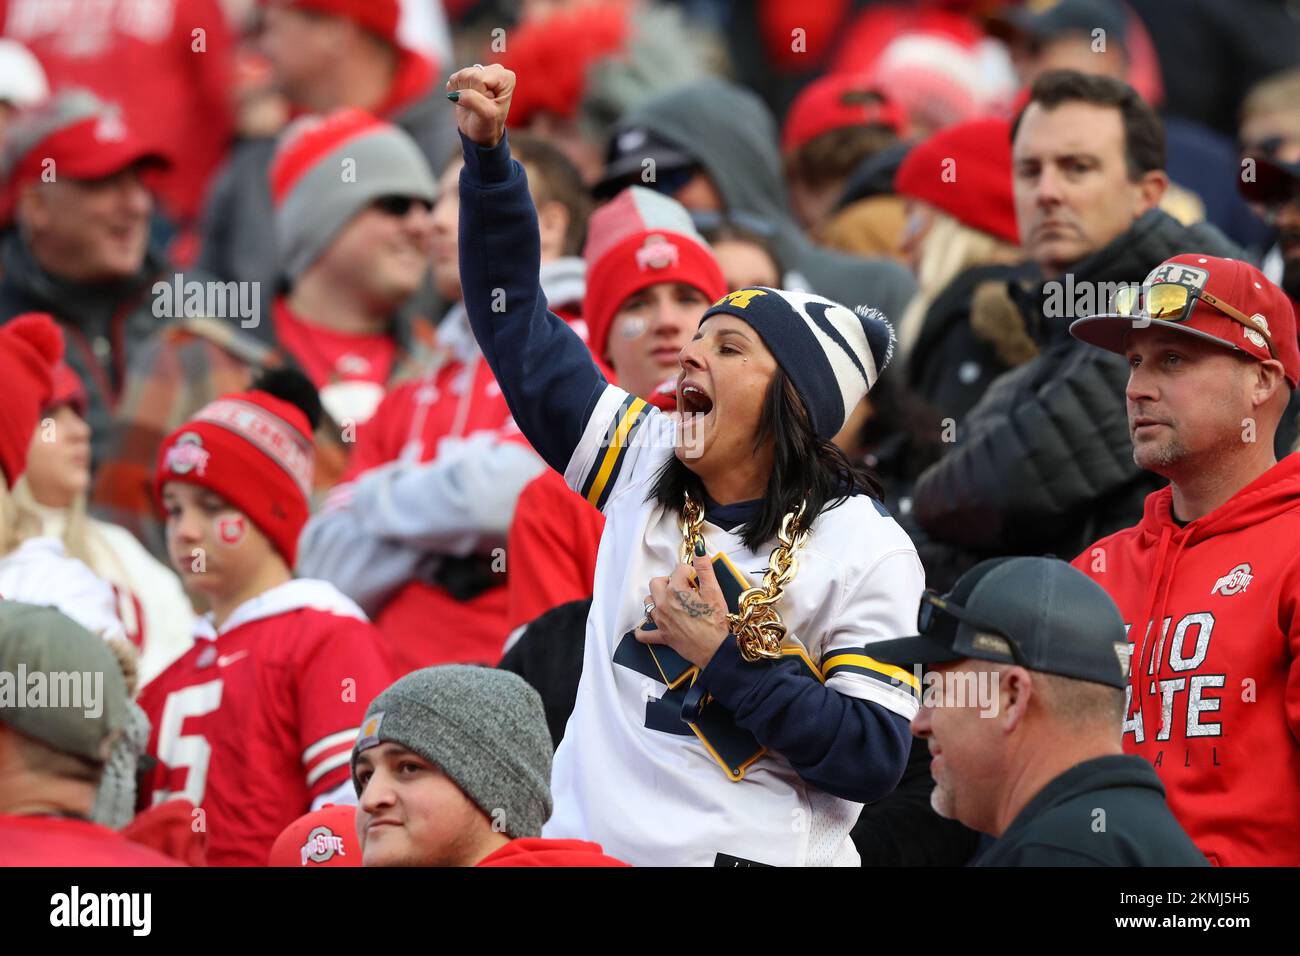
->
[1111,282,1278,359]
[917,590,1029,668]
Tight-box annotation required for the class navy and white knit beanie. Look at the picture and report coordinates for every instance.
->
[703,287,896,439]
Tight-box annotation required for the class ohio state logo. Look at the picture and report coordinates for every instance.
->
[217,515,246,545]
[1210,563,1253,596]
[635,235,679,272]
[94,112,127,143]
[300,826,347,865]
[1244,314,1270,350]
[164,433,209,476]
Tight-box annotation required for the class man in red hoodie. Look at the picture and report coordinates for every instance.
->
[351,665,626,867]
[1069,252,1300,865]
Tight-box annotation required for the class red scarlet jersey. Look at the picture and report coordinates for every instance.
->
[336,340,531,672]
[1074,453,1300,866]
[139,580,392,867]
[505,468,605,633]
[1,0,236,224]
[0,814,184,867]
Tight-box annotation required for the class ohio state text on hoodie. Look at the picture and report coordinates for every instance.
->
[1074,453,1300,866]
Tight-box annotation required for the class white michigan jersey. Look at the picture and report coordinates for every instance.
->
[544,384,925,866]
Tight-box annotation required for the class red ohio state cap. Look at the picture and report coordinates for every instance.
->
[1070,254,1300,388]
[781,73,908,154]
[3,90,169,185]
[268,805,361,867]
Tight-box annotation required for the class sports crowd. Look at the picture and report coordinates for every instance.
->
[0,0,1298,870]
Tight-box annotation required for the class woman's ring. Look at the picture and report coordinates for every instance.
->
[643,602,656,621]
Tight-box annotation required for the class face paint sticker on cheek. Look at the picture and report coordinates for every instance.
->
[618,316,647,339]
[216,514,247,547]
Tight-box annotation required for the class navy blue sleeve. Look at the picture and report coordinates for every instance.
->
[458,131,607,473]
[697,635,911,803]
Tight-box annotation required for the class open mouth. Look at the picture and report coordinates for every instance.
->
[679,381,714,416]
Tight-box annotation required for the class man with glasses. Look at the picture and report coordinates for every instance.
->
[1069,253,1300,866]
[870,556,1207,866]
[94,109,442,559]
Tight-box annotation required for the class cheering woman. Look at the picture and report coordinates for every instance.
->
[449,64,925,867]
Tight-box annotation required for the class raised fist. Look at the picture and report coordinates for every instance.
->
[446,63,516,149]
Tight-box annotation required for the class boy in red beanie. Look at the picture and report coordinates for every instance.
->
[138,369,392,867]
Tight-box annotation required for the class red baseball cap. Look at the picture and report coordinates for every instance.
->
[1,90,169,219]
[263,0,400,45]
[781,73,908,154]
[1070,254,1300,388]
[267,804,362,867]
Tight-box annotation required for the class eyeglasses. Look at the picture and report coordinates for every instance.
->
[917,590,1029,668]
[372,195,433,218]
[1111,282,1278,359]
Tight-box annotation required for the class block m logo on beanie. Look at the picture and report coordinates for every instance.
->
[715,289,768,309]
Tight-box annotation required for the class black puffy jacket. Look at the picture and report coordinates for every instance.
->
[911,209,1243,563]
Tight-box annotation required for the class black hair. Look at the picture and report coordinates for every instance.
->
[648,367,882,551]
[1010,69,1165,181]
[252,367,323,431]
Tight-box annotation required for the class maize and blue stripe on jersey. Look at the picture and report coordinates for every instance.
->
[821,646,921,699]
[579,393,652,510]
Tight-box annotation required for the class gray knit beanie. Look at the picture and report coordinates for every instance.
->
[350,666,554,839]
[270,108,437,282]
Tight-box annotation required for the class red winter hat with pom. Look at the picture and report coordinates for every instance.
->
[894,116,1019,244]
[0,313,63,488]
[154,382,316,568]
[501,5,628,127]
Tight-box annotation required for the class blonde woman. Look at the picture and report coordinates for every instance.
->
[0,314,144,829]
[14,363,195,687]
[892,118,1031,423]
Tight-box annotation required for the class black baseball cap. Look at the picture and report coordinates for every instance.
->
[869,556,1131,689]
[1239,154,1300,206]
[594,126,698,200]
[988,0,1128,48]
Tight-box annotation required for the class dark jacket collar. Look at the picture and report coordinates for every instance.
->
[1,228,164,330]
[1011,208,1244,348]
[999,754,1164,844]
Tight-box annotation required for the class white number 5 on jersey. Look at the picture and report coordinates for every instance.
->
[153,679,224,807]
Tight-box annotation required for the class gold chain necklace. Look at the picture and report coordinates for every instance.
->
[679,493,810,662]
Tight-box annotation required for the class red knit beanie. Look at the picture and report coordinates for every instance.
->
[0,313,62,488]
[501,5,628,127]
[154,389,315,568]
[263,0,400,45]
[583,187,726,361]
[894,116,1019,244]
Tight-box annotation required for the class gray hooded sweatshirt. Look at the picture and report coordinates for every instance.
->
[616,77,916,319]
